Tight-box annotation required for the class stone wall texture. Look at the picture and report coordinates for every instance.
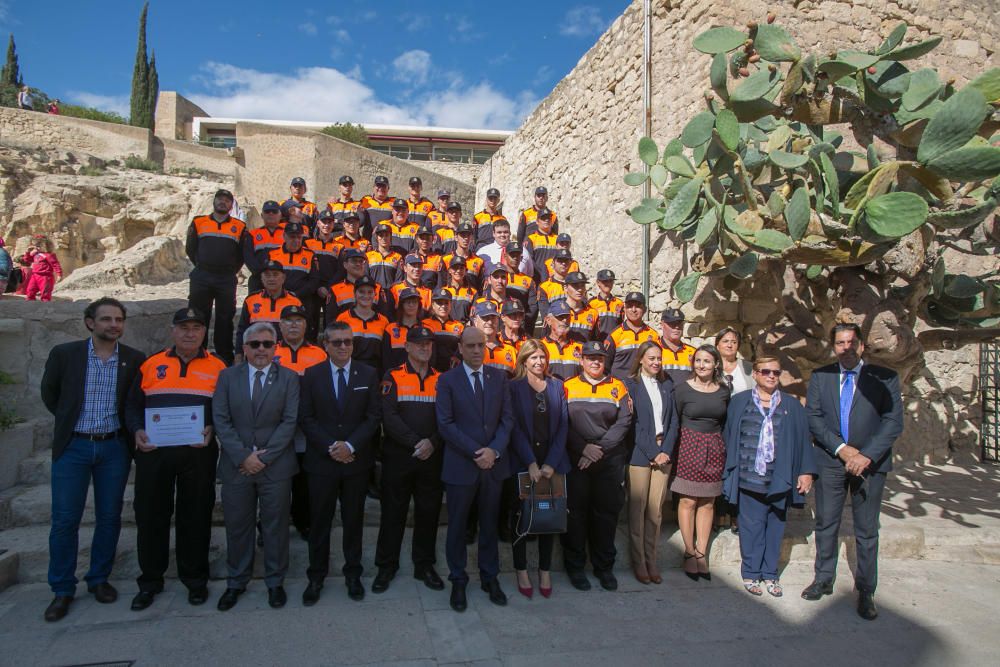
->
[0,108,152,163]
[154,91,209,141]
[157,137,237,177]
[477,0,999,460]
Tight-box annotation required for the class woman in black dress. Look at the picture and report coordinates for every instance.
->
[670,344,730,580]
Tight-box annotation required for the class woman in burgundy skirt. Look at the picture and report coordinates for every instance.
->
[670,344,730,580]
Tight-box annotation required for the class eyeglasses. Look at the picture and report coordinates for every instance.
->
[327,339,353,347]
[246,340,275,349]
[757,369,781,377]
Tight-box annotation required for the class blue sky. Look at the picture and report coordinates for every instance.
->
[0,0,630,129]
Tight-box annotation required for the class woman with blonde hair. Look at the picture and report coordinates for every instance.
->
[507,339,569,598]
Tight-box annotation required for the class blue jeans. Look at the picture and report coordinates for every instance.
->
[48,436,130,596]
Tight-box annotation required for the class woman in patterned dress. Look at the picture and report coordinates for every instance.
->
[670,344,730,580]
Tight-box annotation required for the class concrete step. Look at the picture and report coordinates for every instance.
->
[17,454,50,486]
[0,421,35,492]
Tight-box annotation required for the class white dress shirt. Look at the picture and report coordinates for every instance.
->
[834,359,863,455]
[477,242,534,277]
[641,373,664,437]
[461,362,499,458]
[329,359,355,453]
[248,363,272,395]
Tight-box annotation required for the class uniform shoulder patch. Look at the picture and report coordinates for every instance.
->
[380,380,393,395]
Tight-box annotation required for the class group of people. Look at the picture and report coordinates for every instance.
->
[0,234,63,300]
[37,173,904,626]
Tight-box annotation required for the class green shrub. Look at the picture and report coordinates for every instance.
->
[319,122,371,148]
[123,154,161,172]
[59,103,127,124]
[79,165,107,176]
[0,405,23,431]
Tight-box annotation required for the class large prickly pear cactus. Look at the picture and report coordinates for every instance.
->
[627,16,1000,328]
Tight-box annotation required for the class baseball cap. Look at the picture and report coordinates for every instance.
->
[547,300,571,317]
[342,248,365,260]
[456,221,474,233]
[374,223,393,235]
[284,222,305,235]
[581,341,605,357]
[343,209,360,221]
[660,307,684,323]
[214,189,234,201]
[398,287,421,302]
[374,175,389,186]
[437,189,451,198]
[501,300,524,316]
[416,224,435,237]
[490,265,509,276]
[432,288,453,301]
[449,256,468,269]
[407,326,434,343]
[597,269,615,281]
[446,201,462,211]
[173,307,207,326]
[556,232,572,244]
[354,275,377,290]
[392,197,408,209]
[280,304,308,320]
[408,176,422,186]
[338,175,354,185]
[486,187,500,198]
[261,200,281,213]
[403,254,424,266]
[261,259,284,273]
[553,248,573,261]
[565,271,587,285]
[624,291,646,305]
[290,177,306,186]
[506,241,523,255]
[534,186,548,196]
[281,200,302,213]
[318,209,335,221]
[474,302,499,319]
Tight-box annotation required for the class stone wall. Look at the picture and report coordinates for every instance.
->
[418,160,480,186]
[157,137,237,177]
[477,0,999,460]
[0,107,153,162]
[154,91,209,141]
[235,122,477,214]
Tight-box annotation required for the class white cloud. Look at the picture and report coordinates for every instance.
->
[300,22,318,36]
[67,92,130,117]
[560,6,607,37]
[419,83,539,130]
[391,50,432,87]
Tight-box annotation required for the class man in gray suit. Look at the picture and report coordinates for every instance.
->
[212,322,300,610]
[802,323,903,620]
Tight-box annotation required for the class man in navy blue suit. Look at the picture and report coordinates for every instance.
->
[436,323,514,612]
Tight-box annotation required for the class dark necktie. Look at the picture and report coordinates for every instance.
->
[840,370,855,442]
[252,369,264,414]
[337,367,348,410]
[472,370,484,412]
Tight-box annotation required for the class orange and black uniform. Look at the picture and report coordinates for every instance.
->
[244,224,285,292]
[337,309,389,375]
[358,195,394,239]
[542,337,583,381]
[389,281,432,312]
[273,342,327,375]
[375,362,444,573]
[563,373,632,575]
[407,197,435,227]
[422,316,464,372]
[281,197,318,222]
[567,303,600,343]
[389,221,420,256]
[329,279,390,322]
[416,252,445,288]
[235,289,302,349]
[484,340,517,376]
[428,209,447,229]
[661,342,696,385]
[589,294,624,343]
[366,248,403,290]
[442,285,477,323]
[525,230,559,280]
[500,330,528,351]
[517,206,559,244]
[185,214,248,363]
[442,252,484,291]
[334,235,371,254]
[473,293,504,313]
[381,321,420,371]
[505,271,539,330]
[270,245,322,339]
[473,210,506,251]
[326,199,359,235]
[305,236,345,286]
[604,323,661,379]
[125,347,226,594]
[538,278,566,320]
[542,257,579,284]
[435,225,456,254]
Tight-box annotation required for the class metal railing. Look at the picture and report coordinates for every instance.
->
[981,341,1000,462]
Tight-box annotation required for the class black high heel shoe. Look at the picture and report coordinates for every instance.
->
[695,550,711,581]
[682,552,700,581]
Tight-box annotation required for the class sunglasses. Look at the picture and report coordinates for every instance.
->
[535,391,547,413]
[327,339,353,347]
[246,340,275,349]
[757,369,781,377]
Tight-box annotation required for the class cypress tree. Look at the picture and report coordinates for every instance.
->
[146,50,159,130]
[129,3,150,128]
[1,34,20,88]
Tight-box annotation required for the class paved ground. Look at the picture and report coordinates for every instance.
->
[1,558,998,667]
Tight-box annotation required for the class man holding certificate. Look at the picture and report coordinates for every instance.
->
[125,308,226,611]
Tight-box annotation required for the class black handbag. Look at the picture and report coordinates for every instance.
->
[515,472,567,537]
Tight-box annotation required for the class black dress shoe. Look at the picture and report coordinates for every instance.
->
[88,582,118,604]
[481,579,508,606]
[595,570,618,591]
[450,582,467,612]
[268,586,287,609]
[130,590,157,611]
[188,586,209,606]
[801,580,834,601]
[414,566,445,591]
[302,581,323,607]
[567,570,592,591]
[371,568,397,593]
[857,591,878,620]
[44,596,72,622]
[216,588,244,612]
[346,576,365,601]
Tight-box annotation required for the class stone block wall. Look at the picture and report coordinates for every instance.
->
[154,91,209,141]
[0,107,153,162]
[158,137,237,177]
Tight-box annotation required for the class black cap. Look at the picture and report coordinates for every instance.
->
[354,275,376,289]
[556,232,572,244]
[281,200,302,213]
[284,222,305,235]
[456,221,474,233]
[374,175,389,186]
[449,255,468,269]
[486,187,500,198]
[280,304,308,320]
[490,265,509,276]
[261,200,280,213]
[338,175,354,185]
[624,291,646,305]
[537,206,553,219]
[215,189,234,201]
[565,271,587,285]
[408,176,422,186]
[342,248,365,260]
[404,254,424,266]
[416,224,435,237]
[446,201,462,211]
[660,307,684,323]
[547,300,571,317]
[581,341,605,357]
[375,223,393,234]
[392,197,408,209]
[553,248,573,261]
[406,325,434,343]
[501,300,524,316]
[343,209,360,221]
[398,287,421,302]
[261,259,284,273]
[535,186,548,196]
[437,189,451,198]
[506,241,523,255]
[290,177,306,186]
[173,307,207,326]
[597,269,615,281]
[432,287,453,301]
[474,302,499,318]
[318,209,335,221]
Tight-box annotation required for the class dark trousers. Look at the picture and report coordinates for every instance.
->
[510,491,554,571]
[306,471,368,581]
[48,436,130,596]
[221,476,291,589]
[299,294,321,342]
[290,452,310,533]
[562,455,626,574]
[445,474,503,584]
[188,268,237,364]
[133,444,218,593]
[374,452,444,571]
[737,489,787,580]
[813,455,887,593]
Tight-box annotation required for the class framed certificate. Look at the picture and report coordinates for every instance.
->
[145,406,205,447]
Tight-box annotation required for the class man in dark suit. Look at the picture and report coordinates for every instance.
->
[213,322,300,611]
[39,297,146,622]
[436,326,514,612]
[802,323,903,620]
[299,320,380,605]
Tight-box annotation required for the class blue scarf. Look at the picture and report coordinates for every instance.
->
[751,388,781,476]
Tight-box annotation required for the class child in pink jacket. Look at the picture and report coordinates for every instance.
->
[25,237,62,301]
